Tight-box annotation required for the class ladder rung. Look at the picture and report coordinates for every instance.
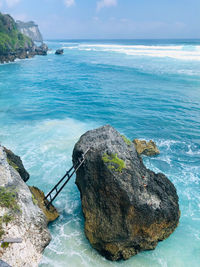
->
[44,148,90,208]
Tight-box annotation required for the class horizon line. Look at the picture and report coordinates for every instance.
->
[45,38,200,41]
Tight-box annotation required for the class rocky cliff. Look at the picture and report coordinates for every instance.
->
[0,12,48,63]
[0,12,34,63]
[73,125,180,261]
[16,20,43,43]
[0,145,58,266]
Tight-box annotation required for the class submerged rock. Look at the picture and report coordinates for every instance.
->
[133,139,160,156]
[55,49,64,55]
[73,125,180,261]
[0,145,57,266]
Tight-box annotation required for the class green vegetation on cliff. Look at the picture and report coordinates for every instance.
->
[102,153,126,173]
[0,186,20,239]
[0,12,33,54]
[0,186,20,212]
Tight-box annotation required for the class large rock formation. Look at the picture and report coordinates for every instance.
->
[16,20,43,43]
[0,145,58,266]
[0,12,48,63]
[73,125,180,261]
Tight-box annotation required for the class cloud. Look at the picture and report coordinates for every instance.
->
[64,0,75,8]
[97,0,117,11]
[5,0,20,7]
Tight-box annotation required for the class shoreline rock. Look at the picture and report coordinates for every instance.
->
[133,139,160,156]
[0,44,48,64]
[0,145,58,266]
[3,147,30,182]
[73,125,180,261]
[29,186,59,223]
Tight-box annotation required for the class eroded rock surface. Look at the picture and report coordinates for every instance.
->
[4,147,30,182]
[0,146,52,267]
[16,20,43,43]
[133,139,160,156]
[29,186,59,223]
[73,125,180,261]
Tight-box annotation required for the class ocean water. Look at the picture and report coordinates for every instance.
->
[0,39,200,267]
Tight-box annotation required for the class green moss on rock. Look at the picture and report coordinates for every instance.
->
[102,153,126,173]
[0,186,20,212]
[31,193,38,205]
[2,213,13,224]
[0,229,5,239]
[7,158,19,171]
[1,242,9,248]
[0,187,20,240]
[121,135,132,146]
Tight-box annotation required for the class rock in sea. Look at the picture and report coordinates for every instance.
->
[34,43,48,56]
[55,49,64,55]
[133,139,160,156]
[73,125,180,261]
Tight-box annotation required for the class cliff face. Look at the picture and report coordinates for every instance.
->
[0,13,48,63]
[0,145,55,267]
[73,125,180,261]
[0,12,35,62]
[16,20,43,43]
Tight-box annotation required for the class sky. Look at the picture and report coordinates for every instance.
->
[0,0,199,39]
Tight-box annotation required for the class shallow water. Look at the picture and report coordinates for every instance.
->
[0,39,200,267]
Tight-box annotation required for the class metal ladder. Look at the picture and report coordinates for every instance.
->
[44,148,90,209]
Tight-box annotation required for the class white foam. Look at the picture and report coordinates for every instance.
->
[0,117,97,189]
[157,139,180,149]
[186,145,200,155]
[47,50,55,54]
[63,43,200,61]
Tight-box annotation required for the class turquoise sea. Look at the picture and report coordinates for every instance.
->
[0,39,200,267]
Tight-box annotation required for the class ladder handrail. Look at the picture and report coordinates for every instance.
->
[44,147,90,208]
[44,166,73,201]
